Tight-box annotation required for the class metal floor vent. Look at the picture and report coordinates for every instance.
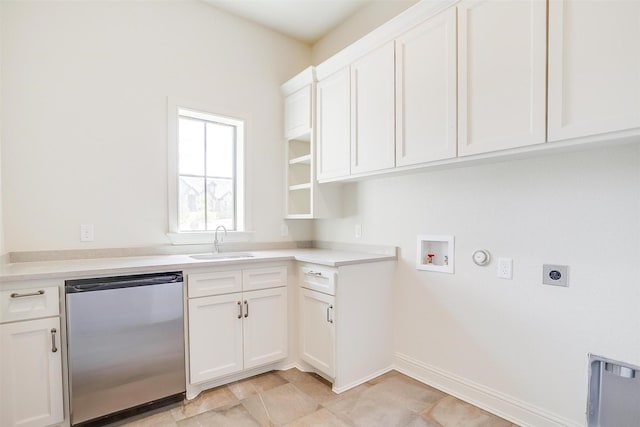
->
[587,354,640,426]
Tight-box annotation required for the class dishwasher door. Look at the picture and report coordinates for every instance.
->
[66,272,185,425]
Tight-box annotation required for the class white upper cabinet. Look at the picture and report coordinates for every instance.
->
[457,0,547,156]
[351,41,396,174]
[284,85,311,139]
[316,68,351,181]
[395,7,457,166]
[548,0,640,141]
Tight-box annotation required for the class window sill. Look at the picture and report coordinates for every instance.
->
[166,231,255,245]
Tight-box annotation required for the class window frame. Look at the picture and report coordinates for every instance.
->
[167,98,247,244]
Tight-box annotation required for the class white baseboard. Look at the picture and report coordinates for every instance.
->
[333,365,394,394]
[393,353,582,427]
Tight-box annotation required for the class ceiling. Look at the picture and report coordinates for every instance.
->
[202,0,371,44]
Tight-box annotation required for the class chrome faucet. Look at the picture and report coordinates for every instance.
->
[214,225,227,253]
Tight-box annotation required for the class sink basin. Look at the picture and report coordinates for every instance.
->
[189,252,255,261]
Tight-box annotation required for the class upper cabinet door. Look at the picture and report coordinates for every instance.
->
[317,68,351,181]
[457,0,546,156]
[396,7,457,166]
[284,85,311,139]
[351,41,396,174]
[548,0,640,141]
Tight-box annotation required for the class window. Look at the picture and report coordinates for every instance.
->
[169,104,245,236]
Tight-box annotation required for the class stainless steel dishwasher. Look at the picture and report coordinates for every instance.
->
[65,272,185,426]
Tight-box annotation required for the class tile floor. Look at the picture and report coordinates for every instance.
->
[107,369,518,427]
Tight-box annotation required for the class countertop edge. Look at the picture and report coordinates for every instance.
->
[0,250,397,284]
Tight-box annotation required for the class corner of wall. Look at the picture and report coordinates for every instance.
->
[310,0,419,65]
[0,0,5,259]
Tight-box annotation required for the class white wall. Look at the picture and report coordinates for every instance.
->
[311,0,418,64]
[314,144,640,424]
[1,0,311,252]
[0,3,3,258]
[0,2,5,258]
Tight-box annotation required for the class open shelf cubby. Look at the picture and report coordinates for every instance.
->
[416,235,454,273]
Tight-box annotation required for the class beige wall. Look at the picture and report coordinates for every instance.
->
[1,0,311,251]
[0,2,4,257]
[312,0,419,64]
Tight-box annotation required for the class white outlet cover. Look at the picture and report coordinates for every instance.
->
[80,224,94,242]
[498,258,513,279]
[354,224,362,239]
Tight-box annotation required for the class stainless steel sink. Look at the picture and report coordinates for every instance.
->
[189,252,255,260]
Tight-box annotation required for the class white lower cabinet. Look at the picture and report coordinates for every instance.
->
[298,261,394,392]
[243,287,288,369]
[0,286,63,427]
[299,288,335,377]
[188,293,244,383]
[187,266,288,385]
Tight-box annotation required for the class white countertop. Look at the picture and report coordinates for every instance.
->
[0,248,396,283]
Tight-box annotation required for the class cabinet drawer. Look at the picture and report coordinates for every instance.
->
[0,286,60,323]
[243,266,287,292]
[188,270,242,298]
[299,265,336,296]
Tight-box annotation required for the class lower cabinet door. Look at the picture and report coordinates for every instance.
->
[0,317,64,427]
[243,287,288,369]
[299,288,335,378]
[188,293,243,383]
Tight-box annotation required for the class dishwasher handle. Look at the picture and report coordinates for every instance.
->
[66,272,183,293]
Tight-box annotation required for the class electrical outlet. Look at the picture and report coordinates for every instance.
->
[543,264,569,287]
[354,224,362,239]
[80,224,94,242]
[497,258,513,279]
[281,223,289,237]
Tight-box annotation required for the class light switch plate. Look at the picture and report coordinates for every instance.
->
[543,264,569,287]
[80,224,94,242]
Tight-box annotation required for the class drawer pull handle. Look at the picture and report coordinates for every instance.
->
[51,328,58,353]
[306,271,323,277]
[237,301,242,319]
[244,300,249,318]
[10,290,45,298]
[327,305,334,324]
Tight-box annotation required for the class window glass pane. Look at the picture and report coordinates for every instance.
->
[206,122,234,178]
[206,178,234,230]
[178,176,205,231]
[179,118,205,176]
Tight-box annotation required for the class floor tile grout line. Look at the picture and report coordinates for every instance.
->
[257,391,276,427]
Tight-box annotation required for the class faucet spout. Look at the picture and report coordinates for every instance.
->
[214,225,227,253]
